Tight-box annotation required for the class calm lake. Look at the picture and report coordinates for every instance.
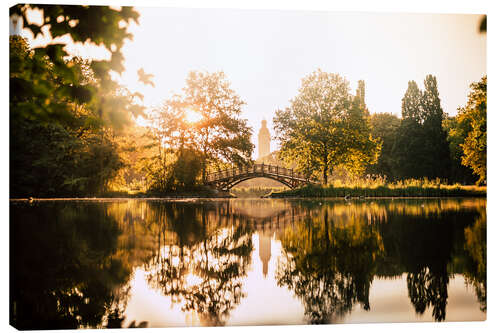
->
[10,198,486,329]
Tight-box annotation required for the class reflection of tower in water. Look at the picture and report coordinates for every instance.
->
[258,231,271,278]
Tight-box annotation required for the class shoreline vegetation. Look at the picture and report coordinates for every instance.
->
[269,183,486,198]
[11,182,486,200]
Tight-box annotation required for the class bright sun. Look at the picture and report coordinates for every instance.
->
[185,109,203,124]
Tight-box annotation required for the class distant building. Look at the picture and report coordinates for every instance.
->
[258,119,271,159]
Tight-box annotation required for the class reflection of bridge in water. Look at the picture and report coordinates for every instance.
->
[210,199,307,279]
[205,164,318,190]
[211,199,306,234]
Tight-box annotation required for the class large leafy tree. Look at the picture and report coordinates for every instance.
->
[274,70,380,184]
[144,97,202,192]
[10,37,126,196]
[143,71,253,191]
[457,77,487,185]
[9,5,148,197]
[182,71,254,181]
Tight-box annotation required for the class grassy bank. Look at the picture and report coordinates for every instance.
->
[13,186,234,200]
[270,179,486,198]
[230,186,287,198]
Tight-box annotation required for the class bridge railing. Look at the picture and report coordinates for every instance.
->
[205,163,308,182]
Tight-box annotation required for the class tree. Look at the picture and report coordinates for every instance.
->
[402,81,424,123]
[392,82,424,179]
[9,5,143,127]
[10,37,129,197]
[182,71,254,181]
[9,5,147,197]
[274,70,380,184]
[443,115,476,184]
[392,77,450,180]
[143,97,194,192]
[9,5,153,196]
[421,75,451,179]
[457,76,487,185]
[366,113,400,179]
[143,72,253,192]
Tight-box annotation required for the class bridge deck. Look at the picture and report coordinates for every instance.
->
[206,164,309,183]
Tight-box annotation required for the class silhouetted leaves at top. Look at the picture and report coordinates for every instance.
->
[138,68,155,87]
[479,15,486,33]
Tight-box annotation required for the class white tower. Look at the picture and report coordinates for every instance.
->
[258,119,271,159]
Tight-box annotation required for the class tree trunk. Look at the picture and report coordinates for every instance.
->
[202,131,208,183]
[322,144,329,185]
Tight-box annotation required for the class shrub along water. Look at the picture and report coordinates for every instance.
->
[231,186,287,198]
[271,177,486,198]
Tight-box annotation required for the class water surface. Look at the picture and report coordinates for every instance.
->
[10,198,486,329]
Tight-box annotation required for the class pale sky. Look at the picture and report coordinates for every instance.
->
[18,7,486,157]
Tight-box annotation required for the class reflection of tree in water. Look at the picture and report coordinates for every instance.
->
[11,198,486,328]
[104,283,148,328]
[406,267,449,321]
[10,202,135,330]
[143,203,253,326]
[276,209,384,324]
[463,211,486,311]
[389,211,468,322]
[370,201,485,322]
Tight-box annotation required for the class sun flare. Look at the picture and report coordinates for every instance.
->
[185,109,203,124]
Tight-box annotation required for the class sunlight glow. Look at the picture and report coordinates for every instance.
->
[135,115,150,127]
[185,109,203,124]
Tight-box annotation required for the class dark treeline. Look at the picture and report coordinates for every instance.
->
[365,75,486,185]
[273,71,486,186]
[10,199,485,328]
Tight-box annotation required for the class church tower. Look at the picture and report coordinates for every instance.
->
[258,119,271,159]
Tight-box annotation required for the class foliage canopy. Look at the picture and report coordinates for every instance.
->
[457,76,487,184]
[274,70,380,184]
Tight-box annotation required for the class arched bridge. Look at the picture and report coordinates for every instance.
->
[205,164,317,191]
